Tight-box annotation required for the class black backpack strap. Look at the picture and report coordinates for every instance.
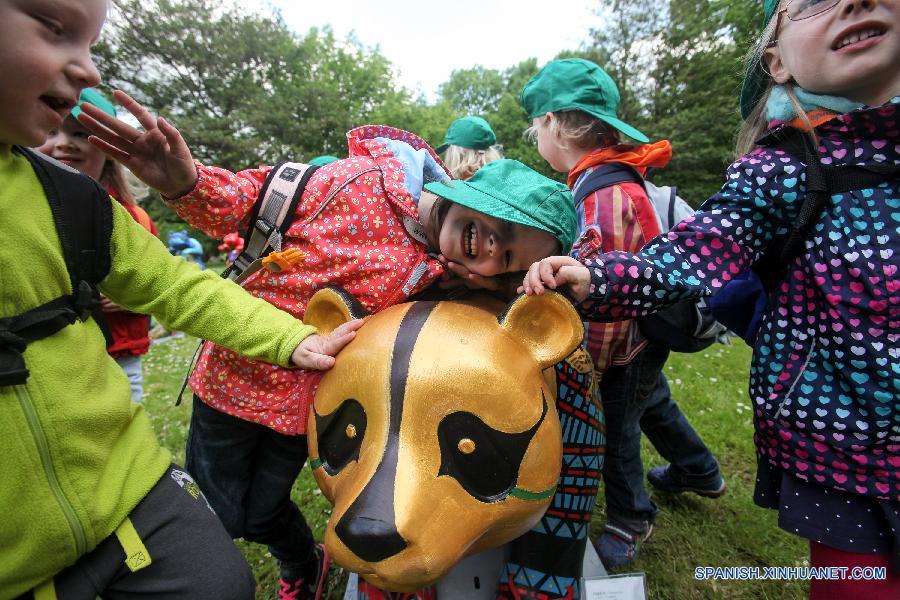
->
[225,162,319,282]
[18,147,114,346]
[0,296,85,386]
[572,163,643,207]
[754,130,899,287]
[16,147,113,311]
[2,149,114,385]
[666,186,677,230]
[770,133,828,275]
[824,163,900,192]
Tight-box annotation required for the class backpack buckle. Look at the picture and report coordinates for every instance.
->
[74,280,97,320]
[0,323,29,386]
[254,218,274,238]
[253,218,282,252]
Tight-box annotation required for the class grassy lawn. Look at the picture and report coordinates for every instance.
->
[142,335,807,599]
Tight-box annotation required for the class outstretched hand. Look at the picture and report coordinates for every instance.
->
[76,90,198,199]
[519,256,591,302]
[290,318,365,370]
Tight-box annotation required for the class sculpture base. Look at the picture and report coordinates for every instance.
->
[343,543,607,599]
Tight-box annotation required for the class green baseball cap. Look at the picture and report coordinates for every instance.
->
[424,159,577,251]
[436,116,497,154]
[70,88,116,119]
[521,58,649,144]
[739,0,780,119]
[309,155,340,167]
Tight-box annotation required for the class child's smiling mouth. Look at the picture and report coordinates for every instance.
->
[462,222,478,258]
[832,23,886,51]
[40,94,76,117]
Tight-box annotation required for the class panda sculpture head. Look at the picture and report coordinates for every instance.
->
[304,288,583,591]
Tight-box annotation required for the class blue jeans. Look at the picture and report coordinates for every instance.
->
[600,345,720,531]
[184,397,315,567]
[114,355,143,403]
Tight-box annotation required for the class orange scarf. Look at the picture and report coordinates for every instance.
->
[778,109,838,131]
[567,140,673,189]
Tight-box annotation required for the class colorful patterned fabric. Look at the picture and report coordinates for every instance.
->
[579,98,899,501]
[167,126,448,435]
[569,158,659,377]
[497,348,605,599]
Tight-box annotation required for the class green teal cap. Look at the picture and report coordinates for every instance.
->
[70,88,116,119]
[739,0,781,119]
[309,155,340,167]
[424,159,577,251]
[520,58,649,144]
[436,116,497,154]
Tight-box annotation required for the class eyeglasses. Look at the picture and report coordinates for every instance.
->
[783,0,842,21]
[769,0,843,46]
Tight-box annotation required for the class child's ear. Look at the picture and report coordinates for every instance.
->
[497,291,583,369]
[304,287,368,335]
[763,46,792,85]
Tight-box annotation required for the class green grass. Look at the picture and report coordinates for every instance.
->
[142,336,807,599]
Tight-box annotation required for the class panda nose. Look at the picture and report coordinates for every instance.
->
[335,514,407,562]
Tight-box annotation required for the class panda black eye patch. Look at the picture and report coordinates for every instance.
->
[437,395,547,502]
[316,399,367,475]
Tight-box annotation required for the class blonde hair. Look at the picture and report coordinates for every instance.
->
[442,144,504,180]
[735,2,817,156]
[525,110,620,152]
[99,160,141,205]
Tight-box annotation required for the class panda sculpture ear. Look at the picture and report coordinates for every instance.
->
[304,287,368,335]
[497,291,583,369]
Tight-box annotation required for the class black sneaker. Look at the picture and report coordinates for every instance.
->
[647,464,727,498]
[278,544,330,600]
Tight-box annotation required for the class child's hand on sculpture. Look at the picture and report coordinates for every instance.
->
[520,256,590,301]
[290,318,365,370]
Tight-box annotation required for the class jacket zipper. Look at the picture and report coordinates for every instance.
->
[301,167,379,227]
[773,337,816,418]
[14,385,87,556]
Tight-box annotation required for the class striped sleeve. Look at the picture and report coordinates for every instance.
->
[574,182,653,376]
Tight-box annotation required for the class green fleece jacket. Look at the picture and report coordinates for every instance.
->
[0,146,317,598]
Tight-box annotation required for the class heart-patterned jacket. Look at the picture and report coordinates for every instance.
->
[579,97,898,501]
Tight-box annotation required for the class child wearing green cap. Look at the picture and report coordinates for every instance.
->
[36,87,157,404]
[308,154,340,167]
[520,57,725,571]
[524,2,899,597]
[437,115,503,180]
[79,93,576,599]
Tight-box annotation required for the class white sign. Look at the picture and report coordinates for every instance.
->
[582,573,647,600]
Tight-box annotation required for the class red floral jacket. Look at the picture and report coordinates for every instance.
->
[167,126,448,434]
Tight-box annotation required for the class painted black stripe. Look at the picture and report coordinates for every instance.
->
[334,301,436,562]
[388,301,436,442]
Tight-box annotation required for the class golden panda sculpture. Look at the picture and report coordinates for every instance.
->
[303,288,584,591]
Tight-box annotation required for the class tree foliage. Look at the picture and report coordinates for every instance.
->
[95,0,399,171]
[95,0,406,250]
[582,0,758,204]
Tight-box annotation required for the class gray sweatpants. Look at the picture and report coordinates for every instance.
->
[33,465,255,600]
